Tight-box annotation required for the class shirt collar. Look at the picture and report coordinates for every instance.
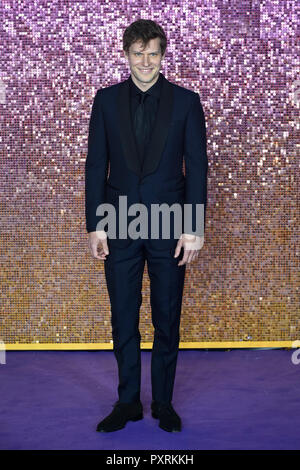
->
[129,72,163,100]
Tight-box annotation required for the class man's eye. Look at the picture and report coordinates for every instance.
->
[134,53,157,56]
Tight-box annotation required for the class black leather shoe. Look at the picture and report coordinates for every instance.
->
[96,400,143,432]
[151,401,181,432]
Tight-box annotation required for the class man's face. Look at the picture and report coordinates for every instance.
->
[124,37,165,89]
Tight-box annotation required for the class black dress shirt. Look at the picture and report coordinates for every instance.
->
[129,72,163,163]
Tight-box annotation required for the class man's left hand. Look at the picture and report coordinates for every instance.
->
[174,234,204,266]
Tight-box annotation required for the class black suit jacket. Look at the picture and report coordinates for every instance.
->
[85,72,208,249]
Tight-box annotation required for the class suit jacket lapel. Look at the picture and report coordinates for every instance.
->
[117,72,174,179]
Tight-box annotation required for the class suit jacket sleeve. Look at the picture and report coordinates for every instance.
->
[183,92,208,236]
[85,89,109,233]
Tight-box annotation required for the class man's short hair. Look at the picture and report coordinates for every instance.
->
[123,19,167,56]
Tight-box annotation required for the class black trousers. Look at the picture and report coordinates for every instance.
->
[104,238,186,404]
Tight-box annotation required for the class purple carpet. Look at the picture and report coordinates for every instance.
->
[0,349,299,450]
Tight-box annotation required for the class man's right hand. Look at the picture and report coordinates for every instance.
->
[88,231,109,260]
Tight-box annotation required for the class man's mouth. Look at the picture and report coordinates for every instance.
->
[139,68,153,73]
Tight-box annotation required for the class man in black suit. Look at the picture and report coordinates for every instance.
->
[85,19,208,433]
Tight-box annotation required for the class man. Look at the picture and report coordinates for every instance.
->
[85,19,208,433]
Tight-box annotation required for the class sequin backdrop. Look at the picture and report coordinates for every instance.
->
[0,0,299,346]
